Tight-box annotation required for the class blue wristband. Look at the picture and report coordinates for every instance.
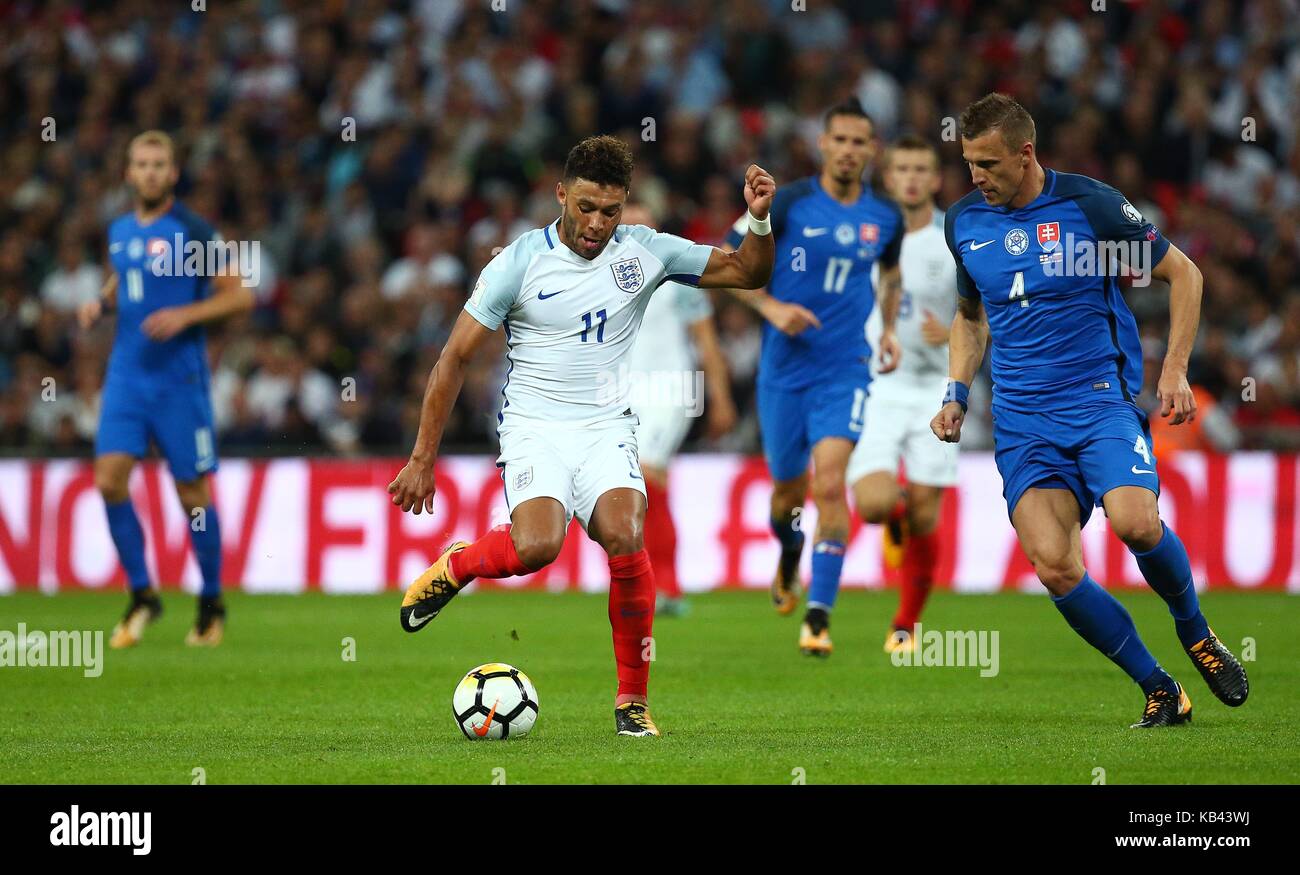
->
[943,380,969,413]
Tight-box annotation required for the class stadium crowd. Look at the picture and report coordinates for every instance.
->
[1,0,1298,458]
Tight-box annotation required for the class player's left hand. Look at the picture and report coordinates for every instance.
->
[743,164,776,219]
[877,328,902,373]
[141,307,193,341]
[1157,365,1196,425]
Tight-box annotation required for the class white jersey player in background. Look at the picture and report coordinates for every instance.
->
[847,135,959,655]
[621,204,737,618]
[387,136,776,737]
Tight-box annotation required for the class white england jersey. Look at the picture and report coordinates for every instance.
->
[465,219,714,429]
[867,208,958,394]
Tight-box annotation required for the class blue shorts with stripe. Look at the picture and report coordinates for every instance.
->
[992,400,1158,525]
[758,377,868,483]
[95,374,219,482]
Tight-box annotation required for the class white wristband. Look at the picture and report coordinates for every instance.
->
[747,211,772,236]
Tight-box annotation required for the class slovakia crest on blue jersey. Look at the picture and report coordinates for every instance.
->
[1004,227,1030,256]
[611,257,644,293]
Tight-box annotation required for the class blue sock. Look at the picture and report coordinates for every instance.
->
[807,540,846,611]
[1052,573,1174,695]
[105,499,150,592]
[190,505,223,598]
[1131,522,1209,649]
[770,512,805,575]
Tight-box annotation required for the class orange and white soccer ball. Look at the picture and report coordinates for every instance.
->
[452,663,539,740]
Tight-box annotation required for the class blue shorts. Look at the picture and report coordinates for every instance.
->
[95,376,219,482]
[992,401,1158,525]
[758,378,867,483]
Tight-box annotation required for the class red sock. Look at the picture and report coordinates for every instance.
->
[893,529,940,631]
[449,524,533,584]
[643,480,680,598]
[608,549,655,698]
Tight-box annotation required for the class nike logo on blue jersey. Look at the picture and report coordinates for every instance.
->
[969,240,995,250]
[1131,466,1155,475]
[802,227,829,237]
[536,290,563,300]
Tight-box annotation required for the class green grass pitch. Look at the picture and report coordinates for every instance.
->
[1,589,1296,784]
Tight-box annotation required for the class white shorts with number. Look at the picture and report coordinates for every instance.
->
[847,381,959,487]
[633,403,692,469]
[497,418,646,529]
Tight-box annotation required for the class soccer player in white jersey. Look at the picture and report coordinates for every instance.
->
[387,136,776,737]
[848,135,959,655]
[620,203,737,619]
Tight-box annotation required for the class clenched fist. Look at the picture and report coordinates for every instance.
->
[743,164,776,219]
[931,401,965,443]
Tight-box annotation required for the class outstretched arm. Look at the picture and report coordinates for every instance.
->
[697,164,776,291]
[389,311,496,513]
[716,171,820,336]
[1150,242,1202,425]
[725,284,822,336]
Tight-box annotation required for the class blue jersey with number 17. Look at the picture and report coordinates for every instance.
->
[726,176,903,390]
[944,169,1171,411]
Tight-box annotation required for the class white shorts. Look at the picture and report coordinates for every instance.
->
[497,419,647,529]
[847,385,959,487]
[633,403,692,469]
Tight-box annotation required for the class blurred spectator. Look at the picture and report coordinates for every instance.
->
[40,236,102,314]
[1,0,1298,458]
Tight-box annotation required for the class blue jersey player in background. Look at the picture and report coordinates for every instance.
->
[727,99,904,657]
[78,131,254,649]
[932,94,1248,728]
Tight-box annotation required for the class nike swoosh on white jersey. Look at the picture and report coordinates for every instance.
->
[969,240,995,250]
[1131,466,1155,475]
[802,227,829,237]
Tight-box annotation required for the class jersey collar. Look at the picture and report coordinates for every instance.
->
[549,218,621,267]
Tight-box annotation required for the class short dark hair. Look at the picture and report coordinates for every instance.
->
[887,133,939,168]
[823,96,873,131]
[563,135,634,190]
[959,93,1036,150]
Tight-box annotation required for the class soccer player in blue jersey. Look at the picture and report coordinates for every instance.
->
[726,98,904,656]
[78,131,254,648]
[932,94,1248,727]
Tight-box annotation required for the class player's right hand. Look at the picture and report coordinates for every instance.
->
[77,298,102,330]
[762,299,821,336]
[931,401,965,443]
[743,164,776,218]
[388,458,438,514]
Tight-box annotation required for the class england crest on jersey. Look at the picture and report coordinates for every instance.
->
[611,257,645,293]
[514,466,533,491]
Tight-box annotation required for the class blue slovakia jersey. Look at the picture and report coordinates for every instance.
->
[727,176,903,390]
[106,201,220,388]
[944,169,1171,411]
